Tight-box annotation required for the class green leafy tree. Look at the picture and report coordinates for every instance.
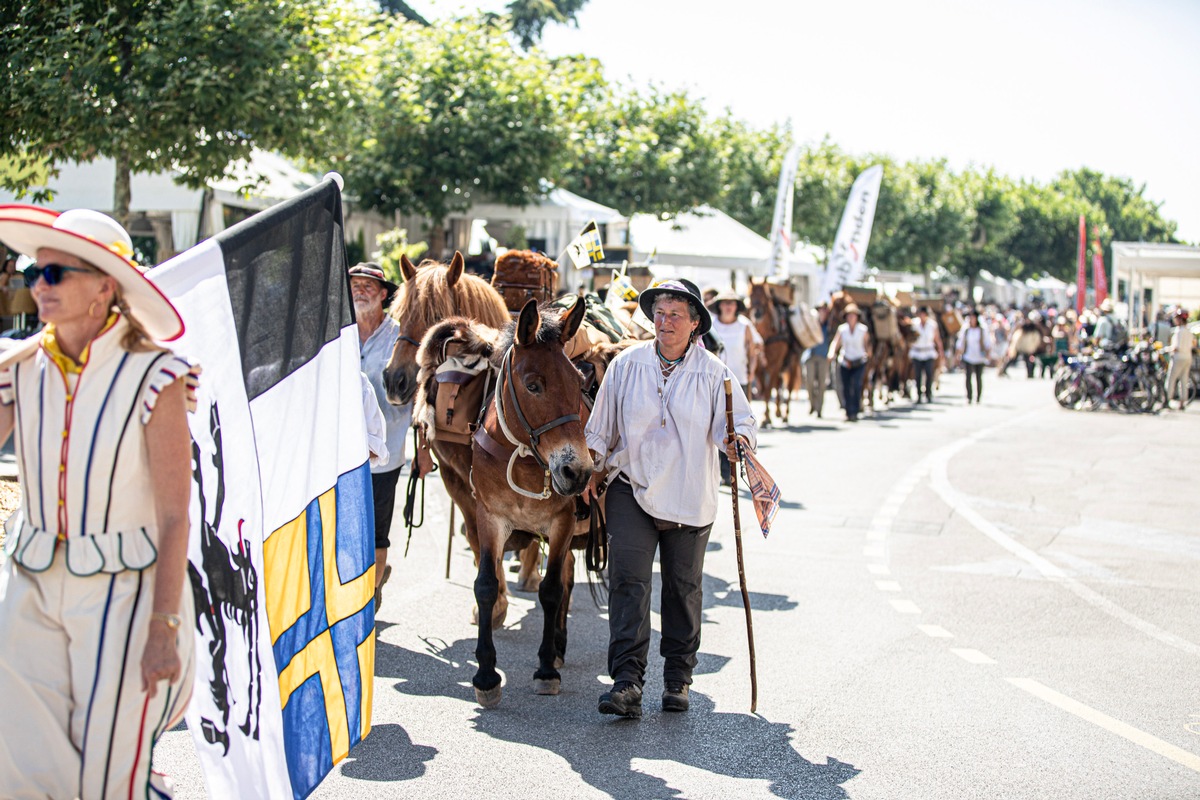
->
[1052,167,1178,244]
[341,16,571,255]
[870,158,971,289]
[1,0,378,226]
[558,82,723,217]
[791,138,857,251]
[1006,181,1098,282]
[709,115,791,236]
[506,0,588,49]
[956,167,1021,298]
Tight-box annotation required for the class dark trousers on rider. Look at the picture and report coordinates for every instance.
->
[913,357,936,401]
[840,361,866,420]
[964,363,984,402]
[605,479,712,688]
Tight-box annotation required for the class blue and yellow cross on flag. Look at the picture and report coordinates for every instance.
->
[565,220,604,269]
[151,175,376,800]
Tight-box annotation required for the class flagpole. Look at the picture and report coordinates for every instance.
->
[724,378,758,713]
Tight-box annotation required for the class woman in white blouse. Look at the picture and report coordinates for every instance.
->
[0,207,196,799]
[957,310,990,403]
[828,304,871,422]
[582,279,756,719]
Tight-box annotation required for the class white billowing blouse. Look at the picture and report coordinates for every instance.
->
[0,315,198,575]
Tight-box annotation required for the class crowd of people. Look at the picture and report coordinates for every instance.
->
[696,285,1197,419]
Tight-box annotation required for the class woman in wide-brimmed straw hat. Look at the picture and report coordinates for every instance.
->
[0,205,197,798]
[706,288,762,482]
[582,277,757,718]
[828,302,871,421]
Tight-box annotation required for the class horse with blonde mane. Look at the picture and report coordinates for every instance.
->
[381,252,544,609]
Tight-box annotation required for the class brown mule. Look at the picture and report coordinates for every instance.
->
[464,299,595,708]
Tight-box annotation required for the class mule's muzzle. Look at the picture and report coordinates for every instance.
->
[549,448,592,497]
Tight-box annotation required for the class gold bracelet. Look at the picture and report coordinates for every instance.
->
[151,612,182,631]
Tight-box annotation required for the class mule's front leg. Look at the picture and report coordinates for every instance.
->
[532,522,573,695]
[473,517,507,708]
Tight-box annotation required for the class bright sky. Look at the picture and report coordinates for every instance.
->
[421,0,1200,243]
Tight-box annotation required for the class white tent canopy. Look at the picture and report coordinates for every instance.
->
[1111,242,1200,326]
[626,205,823,298]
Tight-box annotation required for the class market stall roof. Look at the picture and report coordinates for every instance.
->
[628,206,774,273]
[462,186,625,226]
[1111,241,1200,321]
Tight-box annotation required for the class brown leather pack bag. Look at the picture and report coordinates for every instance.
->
[492,250,559,313]
[432,345,493,445]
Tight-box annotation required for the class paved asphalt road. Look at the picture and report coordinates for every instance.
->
[155,370,1200,799]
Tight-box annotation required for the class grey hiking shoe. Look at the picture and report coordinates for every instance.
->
[598,681,642,718]
[662,681,690,712]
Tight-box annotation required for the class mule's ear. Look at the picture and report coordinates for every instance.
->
[447,251,464,287]
[400,254,417,283]
[515,299,540,347]
[560,295,586,344]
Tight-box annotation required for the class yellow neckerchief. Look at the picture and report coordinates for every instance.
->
[42,313,120,375]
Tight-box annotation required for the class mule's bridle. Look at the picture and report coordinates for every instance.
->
[492,346,580,500]
[398,334,421,349]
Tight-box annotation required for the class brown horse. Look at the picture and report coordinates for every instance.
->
[748,279,800,426]
[381,252,544,597]
[418,299,594,708]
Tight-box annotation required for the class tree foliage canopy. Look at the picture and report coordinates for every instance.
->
[1,0,376,216]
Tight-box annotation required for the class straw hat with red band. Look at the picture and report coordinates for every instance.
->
[0,205,184,342]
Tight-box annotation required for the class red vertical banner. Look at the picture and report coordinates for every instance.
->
[1076,214,1087,315]
[1092,230,1108,305]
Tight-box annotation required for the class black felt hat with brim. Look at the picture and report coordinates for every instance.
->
[638,278,712,336]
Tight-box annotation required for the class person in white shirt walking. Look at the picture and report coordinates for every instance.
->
[583,279,756,718]
[1165,310,1195,410]
[909,306,944,403]
[957,311,990,403]
[828,304,871,422]
[707,289,759,484]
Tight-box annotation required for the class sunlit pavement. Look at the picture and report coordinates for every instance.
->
[155,369,1200,799]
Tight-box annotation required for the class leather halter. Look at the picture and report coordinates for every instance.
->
[397,334,421,348]
[473,345,580,500]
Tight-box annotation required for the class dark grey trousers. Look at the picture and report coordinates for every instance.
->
[605,479,712,687]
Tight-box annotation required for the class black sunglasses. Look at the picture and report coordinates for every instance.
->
[23,263,98,286]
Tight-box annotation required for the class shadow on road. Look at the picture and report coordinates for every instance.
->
[368,568,858,798]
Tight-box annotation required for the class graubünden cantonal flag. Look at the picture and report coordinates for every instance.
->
[148,176,375,799]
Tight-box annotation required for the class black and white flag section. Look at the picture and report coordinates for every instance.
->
[148,176,376,800]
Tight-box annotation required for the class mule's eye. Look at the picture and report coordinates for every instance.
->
[525,381,541,394]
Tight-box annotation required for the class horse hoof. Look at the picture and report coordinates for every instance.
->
[533,678,561,696]
[517,575,542,593]
[470,606,478,626]
[492,606,508,628]
[475,685,502,708]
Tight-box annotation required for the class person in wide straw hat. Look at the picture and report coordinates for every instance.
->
[583,277,757,718]
[0,206,196,798]
[828,302,871,421]
[706,288,762,482]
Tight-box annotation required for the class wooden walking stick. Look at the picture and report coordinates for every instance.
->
[724,377,758,713]
[446,504,456,580]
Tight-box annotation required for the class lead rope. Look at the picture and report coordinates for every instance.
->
[402,426,437,557]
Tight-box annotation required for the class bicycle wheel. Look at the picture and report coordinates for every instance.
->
[1124,374,1155,413]
[1054,371,1085,409]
